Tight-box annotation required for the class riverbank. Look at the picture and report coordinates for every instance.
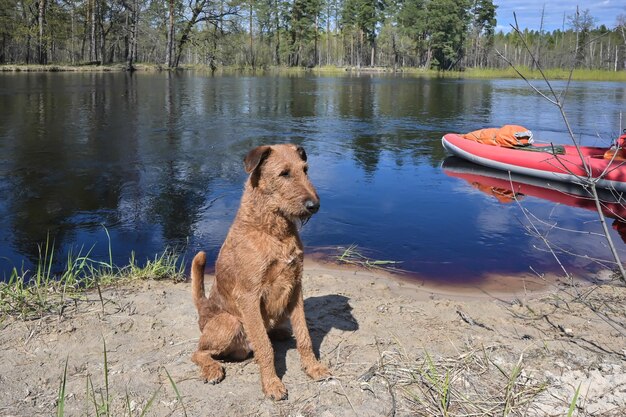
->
[2,63,626,81]
[1,259,624,416]
[0,63,161,72]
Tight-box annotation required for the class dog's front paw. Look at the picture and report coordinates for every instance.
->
[304,361,332,380]
[201,363,225,385]
[262,377,288,401]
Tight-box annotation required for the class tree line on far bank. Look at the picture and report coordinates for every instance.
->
[0,0,625,72]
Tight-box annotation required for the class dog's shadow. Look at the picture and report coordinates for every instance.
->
[273,294,359,378]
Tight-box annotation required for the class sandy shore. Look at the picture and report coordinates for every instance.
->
[1,260,624,416]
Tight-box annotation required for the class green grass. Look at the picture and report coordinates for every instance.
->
[87,339,111,416]
[419,352,452,416]
[567,383,582,417]
[492,353,526,415]
[56,357,69,417]
[57,338,163,417]
[165,367,188,417]
[3,63,624,81]
[444,66,626,82]
[0,233,186,320]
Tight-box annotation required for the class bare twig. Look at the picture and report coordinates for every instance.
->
[456,308,494,331]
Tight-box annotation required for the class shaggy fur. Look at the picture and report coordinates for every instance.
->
[191,144,331,400]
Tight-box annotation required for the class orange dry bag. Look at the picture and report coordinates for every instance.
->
[463,125,534,147]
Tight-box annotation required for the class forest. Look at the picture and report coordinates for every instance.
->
[0,0,625,71]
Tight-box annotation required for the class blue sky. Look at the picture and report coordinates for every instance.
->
[494,1,626,32]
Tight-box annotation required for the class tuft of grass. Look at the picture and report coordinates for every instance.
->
[164,367,188,417]
[336,244,403,272]
[126,248,186,281]
[0,232,186,320]
[56,357,69,417]
[419,352,452,416]
[84,339,112,416]
[138,387,161,417]
[491,353,526,415]
[567,383,581,417]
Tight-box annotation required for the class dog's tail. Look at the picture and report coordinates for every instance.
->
[191,251,207,309]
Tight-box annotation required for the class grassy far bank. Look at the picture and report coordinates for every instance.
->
[451,66,626,82]
[0,63,164,72]
[2,63,626,81]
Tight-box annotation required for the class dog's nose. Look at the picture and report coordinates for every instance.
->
[305,199,320,214]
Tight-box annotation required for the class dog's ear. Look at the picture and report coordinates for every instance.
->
[244,145,272,173]
[295,146,307,162]
[244,145,272,187]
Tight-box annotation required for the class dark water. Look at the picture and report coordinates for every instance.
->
[1,72,625,283]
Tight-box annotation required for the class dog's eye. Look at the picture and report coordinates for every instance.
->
[279,169,291,178]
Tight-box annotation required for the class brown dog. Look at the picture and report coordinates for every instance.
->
[190,144,331,400]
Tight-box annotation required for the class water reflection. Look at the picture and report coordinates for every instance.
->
[4,74,135,263]
[442,157,626,245]
[148,73,208,241]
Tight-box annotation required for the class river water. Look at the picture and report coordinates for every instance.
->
[1,71,625,283]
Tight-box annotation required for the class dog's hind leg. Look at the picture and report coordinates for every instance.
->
[191,313,248,384]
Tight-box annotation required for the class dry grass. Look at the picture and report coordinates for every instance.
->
[352,279,626,416]
[335,244,404,273]
[360,344,547,417]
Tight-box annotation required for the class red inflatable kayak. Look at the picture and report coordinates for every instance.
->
[441,133,626,192]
